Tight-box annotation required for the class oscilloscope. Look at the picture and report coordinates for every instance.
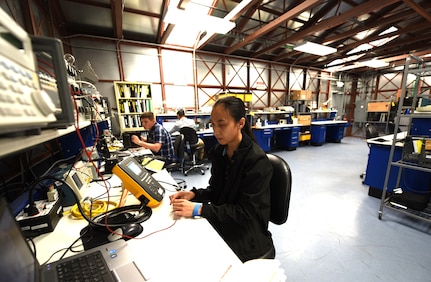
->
[0,8,57,135]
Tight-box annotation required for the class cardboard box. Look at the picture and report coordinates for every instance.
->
[297,115,311,125]
[291,90,312,100]
[367,101,390,112]
[219,93,252,102]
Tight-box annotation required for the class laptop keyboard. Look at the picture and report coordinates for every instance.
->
[56,251,115,282]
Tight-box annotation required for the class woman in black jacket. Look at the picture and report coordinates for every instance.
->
[170,96,274,262]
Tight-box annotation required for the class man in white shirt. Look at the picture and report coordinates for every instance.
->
[169,109,196,134]
[169,109,205,160]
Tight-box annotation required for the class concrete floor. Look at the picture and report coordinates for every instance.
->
[171,137,431,281]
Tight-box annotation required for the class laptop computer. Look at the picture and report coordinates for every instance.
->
[0,197,146,282]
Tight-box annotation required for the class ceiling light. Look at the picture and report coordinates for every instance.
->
[379,26,398,36]
[347,43,372,55]
[197,0,251,48]
[164,7,235,34]
[224,0,252,21]
[358,59,389,68]
[294,42,337,56]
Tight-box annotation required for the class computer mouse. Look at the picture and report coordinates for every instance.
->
[107,223,143,242]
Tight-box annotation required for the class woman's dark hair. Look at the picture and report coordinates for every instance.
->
[213,96,257,143]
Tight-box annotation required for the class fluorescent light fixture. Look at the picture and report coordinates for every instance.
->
[349,26,399,56]
[164,7,235,34]
[347,43,372,55]
[379,26,398,36]
[197,0,251,48]
[358,59,389,68]
[224,0,252,21]
[294,42,337,56]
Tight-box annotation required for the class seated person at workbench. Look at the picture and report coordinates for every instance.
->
[169,109,196,134]
[131,112,175,162]
[169,109,205,160]
[169,96,274,262]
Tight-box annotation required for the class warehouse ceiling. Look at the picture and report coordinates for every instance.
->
[49,0,431,74]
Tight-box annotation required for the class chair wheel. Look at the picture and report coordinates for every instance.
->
[201,170,205,175]
[184,171,188,176]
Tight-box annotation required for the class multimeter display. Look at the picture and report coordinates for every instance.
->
[112,157,165,207]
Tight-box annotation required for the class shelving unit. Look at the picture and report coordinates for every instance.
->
[252,110,293,125]
[366,99,393,134]
[113,81,152,133]
[156,112,211,131]
[310,109,337,121]
[378,55,431,222]
[0,121,90,159]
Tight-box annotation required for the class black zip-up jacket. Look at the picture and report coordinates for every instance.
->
[192,133,274,262]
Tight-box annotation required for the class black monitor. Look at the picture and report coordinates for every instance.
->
[122,132,142,149]
[0,197,38,282]
[31,36,75,129]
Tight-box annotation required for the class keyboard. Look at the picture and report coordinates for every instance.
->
[56,251,116,282]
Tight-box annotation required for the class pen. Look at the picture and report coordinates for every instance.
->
[142,157,155,166]
[219,264,232,281]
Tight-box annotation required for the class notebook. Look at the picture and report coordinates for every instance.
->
[141,157,165,172]
[0,197,146,282]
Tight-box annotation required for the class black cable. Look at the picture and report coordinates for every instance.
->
[90,204,152,227]
[156,180,180,192]
[173,178,187,190]
[91,174,113,182]
[25,175,152,230]
[58,235,85,261]
[42,247,70,265]
[26,237,36,258]
[42,233,86,264]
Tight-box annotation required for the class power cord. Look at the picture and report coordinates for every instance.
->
[174,178,187,190]
[156,180,181,192]
[67,198,119,219]
[35,176,151,230]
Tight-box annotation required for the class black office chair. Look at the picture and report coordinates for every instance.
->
[180,127,207,176]
[110,111,122,139]
[165,134,185,173]
[261,153,292,259]
[267,154,292,224]
[365,122,379,139]
[387,121,402,134]
[360,123,379,180]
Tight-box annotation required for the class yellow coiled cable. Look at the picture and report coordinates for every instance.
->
[68,199,119,219]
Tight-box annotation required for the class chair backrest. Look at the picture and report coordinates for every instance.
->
[180,127,199,145]
[267,153,292,225]
[365,123,379,139]
[173,134,185,160]
[110,111,121,138]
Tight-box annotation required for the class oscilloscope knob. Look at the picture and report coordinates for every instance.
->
[32,89,56,116]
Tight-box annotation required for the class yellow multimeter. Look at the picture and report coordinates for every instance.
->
[112,157,165,208]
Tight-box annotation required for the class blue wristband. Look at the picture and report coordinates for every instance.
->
[192,203,202,217]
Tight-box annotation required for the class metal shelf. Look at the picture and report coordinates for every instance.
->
[378,55,431,223]
[380,200,431,221]
[391,160,431,173]
[0,121,91,159]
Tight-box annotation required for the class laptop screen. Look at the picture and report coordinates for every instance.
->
[0,197,39,282]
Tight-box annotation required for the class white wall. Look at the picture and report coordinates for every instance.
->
[70,37,335,114]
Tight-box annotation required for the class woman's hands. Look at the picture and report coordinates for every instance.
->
[169,191,199,218]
